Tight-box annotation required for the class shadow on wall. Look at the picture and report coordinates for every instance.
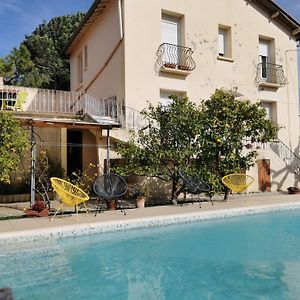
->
[269,140,300,191]
[127,175,172,205]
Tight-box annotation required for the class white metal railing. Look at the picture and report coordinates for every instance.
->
[269,139,300,175]
[120,106,149,131]
[84,94,118,121]
[28,89,84,114]
[243,137,268,150]
[0,85,150,129]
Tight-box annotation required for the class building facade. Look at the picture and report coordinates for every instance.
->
[65,0,300,192]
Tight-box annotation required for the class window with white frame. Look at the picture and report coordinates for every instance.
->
[77,52,83,83]
[218,25,232,58]
[261,101,276,122]
[259,40,270,80]
[161,14,181,45]
[84,45,88,70]
[160,90,185,107]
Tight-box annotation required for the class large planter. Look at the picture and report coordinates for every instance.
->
[136,196,146,208]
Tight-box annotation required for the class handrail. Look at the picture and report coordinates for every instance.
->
[269,139,300,175]
[256,62,288,86]
[155,43,196,73]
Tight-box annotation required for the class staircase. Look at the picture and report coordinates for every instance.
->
[269,139,300,175]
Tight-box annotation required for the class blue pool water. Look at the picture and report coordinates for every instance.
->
[1,209,300,300]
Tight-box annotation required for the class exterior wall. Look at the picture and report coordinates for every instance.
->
[82,130,98,176]
[69,0,300,192]
[35,127,62,165]
[122,0,299,149]
[70,0,125,105]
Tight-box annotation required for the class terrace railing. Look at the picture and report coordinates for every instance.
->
[28,89,84,115]
[120,106,149,131]
[243,137,300,175]
[0,85,120,124]
[269,139,300,175]
[84,94,118,123]
[256,62,288,86]
[155,43,196,73]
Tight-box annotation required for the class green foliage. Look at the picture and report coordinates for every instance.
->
[68,163,97,194]
[126,183,149,199]
[1,13,84,90]
[115,96,202,201]
[0,112,30,183]
[115,90,279,201]
[196,89,278,196]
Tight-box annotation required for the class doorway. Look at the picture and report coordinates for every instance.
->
[67,130,83,177]
[257,159,271,192]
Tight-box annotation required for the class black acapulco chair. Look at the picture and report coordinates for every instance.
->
[179,172,213,208]
[93,173,128,216]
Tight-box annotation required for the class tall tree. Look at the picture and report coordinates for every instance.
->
[197,89,278,198]
[115,90,278,202]
[115,96,202,203]
[0,12,84,90]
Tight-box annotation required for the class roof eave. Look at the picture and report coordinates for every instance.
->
[63,0,109,56]
[247,0,300,40]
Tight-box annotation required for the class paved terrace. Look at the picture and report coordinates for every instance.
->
[1,192,300,237]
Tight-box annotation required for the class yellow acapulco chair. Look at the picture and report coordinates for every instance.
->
[14,90,28,110]
[50,177,89,222]
[221,173,254,193]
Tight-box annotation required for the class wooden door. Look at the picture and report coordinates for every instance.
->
[257,159,271,192]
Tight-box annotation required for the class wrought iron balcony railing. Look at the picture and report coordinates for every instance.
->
[155,43,196,73]
[256,62,288,86]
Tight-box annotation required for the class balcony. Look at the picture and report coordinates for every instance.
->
[155,43,196,74]
[0,85,119,125]
[256,62,288,88]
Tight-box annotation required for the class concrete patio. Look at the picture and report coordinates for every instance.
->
[1,192,300,237]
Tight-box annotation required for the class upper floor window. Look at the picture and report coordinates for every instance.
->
[261,101,277,124]
[77,52,83,83]
[256,37,287,87]
[160,90,186,107]
[218,25,232,59]
[155,13,195,73]
[84,45,88,70]
[161,14,181,45]
[259,39,270,80]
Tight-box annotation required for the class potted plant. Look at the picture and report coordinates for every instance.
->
[163,62,176,69]
[178,65,190,71]
[128,183,149,208]
[26,196,49,217]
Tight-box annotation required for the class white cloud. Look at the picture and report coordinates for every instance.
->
[0,0,22,14]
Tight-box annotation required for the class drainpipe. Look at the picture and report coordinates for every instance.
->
[118,0,124,40]
[30,125,36,207]
[106,127,110,174]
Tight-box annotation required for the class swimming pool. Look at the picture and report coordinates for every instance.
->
[1,209,300,299]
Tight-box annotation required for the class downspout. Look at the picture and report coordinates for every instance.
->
[118,0,124,40]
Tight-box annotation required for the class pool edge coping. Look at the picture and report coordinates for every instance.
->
[1,201,300,246]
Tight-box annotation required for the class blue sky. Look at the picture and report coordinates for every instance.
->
[0,0,299,57]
